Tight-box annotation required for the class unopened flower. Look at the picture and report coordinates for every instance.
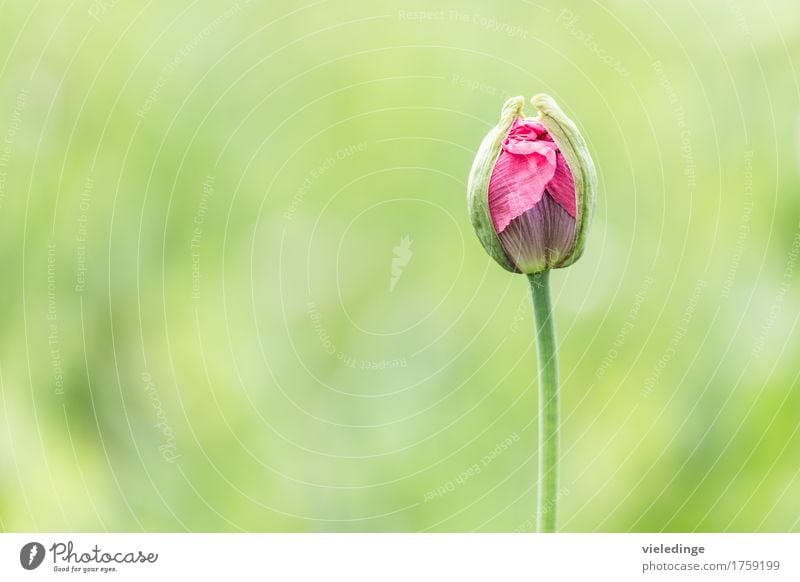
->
[466,93,598,533]
[467,94,596,274]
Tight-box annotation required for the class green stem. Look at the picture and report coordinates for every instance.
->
[528,270,559,533]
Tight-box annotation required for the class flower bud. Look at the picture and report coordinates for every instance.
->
[467,94,596,274]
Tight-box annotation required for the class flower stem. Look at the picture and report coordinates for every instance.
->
[528,270,559,533]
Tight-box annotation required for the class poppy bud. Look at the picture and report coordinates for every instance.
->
[467,94,596,274]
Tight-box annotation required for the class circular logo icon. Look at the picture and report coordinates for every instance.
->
[20,542,45,570]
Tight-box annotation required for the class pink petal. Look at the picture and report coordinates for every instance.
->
[507,118,548,140]
[546,152,577,218]
[488,140,556,233]
[503,138,556,157]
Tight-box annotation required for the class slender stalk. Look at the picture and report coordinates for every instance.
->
[528,270,559,533]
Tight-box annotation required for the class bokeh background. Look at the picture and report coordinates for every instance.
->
[0,0,798,532]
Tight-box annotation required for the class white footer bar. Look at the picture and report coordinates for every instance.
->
[1,533,797,581]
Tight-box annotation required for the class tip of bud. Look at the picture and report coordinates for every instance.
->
[501,96,525,120]
[530,93,556,115]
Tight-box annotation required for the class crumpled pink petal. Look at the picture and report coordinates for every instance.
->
[488,118,577,233]
[547,152,576,218]
[506,119,547,140]
[503,138,556,157]
[488,132,556,232]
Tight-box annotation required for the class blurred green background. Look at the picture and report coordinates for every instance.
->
[0,0,798,532]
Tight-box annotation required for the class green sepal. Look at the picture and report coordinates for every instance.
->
[467,96,524,273]
[531,94,597,269]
